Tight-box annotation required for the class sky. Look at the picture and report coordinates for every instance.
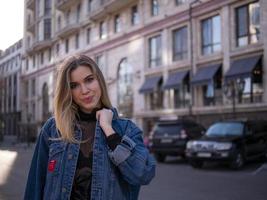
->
[0,0,24,51]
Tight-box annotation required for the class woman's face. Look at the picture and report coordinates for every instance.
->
[70,65,102,113]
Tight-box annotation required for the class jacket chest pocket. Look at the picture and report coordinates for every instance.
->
[44,142,66,200]
[48,142,66,174]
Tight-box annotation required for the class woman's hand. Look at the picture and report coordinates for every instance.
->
[96,108,115,137]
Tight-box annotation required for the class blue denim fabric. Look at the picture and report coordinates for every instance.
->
[24,108,156,200]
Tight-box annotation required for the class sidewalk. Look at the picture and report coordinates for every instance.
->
[0,138,35,200]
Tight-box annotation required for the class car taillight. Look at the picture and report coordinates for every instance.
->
[180,129,187,139]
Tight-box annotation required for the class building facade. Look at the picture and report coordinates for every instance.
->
[0,40,22,140]
[22,0,267,139]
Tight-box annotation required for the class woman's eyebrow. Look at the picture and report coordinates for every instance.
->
[70,74,94,84]
[83,74,94,80]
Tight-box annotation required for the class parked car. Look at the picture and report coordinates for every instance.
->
[186,120,267,169]
[149,119,205,162]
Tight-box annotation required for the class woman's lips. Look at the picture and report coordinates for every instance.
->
[82,96,94,104]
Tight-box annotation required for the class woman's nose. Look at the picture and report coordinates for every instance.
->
[81,83,90,94]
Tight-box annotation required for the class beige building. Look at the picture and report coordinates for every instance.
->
[0,40,22,140]
[22,0,267,139]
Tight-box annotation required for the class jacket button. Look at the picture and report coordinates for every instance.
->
[68,154,73,160]
[62,187,67,193]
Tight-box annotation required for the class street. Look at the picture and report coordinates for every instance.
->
[0,144,267,200]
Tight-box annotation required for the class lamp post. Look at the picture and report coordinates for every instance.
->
[189,0,201,117]
[223,79,245,119]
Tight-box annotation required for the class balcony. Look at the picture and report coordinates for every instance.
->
[26,0,35,10]
[26,39,53,55]
[56,0,81,11]
[56,21,80,38]
[89,0,136,21]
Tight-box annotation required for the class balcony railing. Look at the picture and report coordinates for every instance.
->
[56,17,81,38]
[26,39,53,55]
[56,0,81,11]
[89,0,136,21]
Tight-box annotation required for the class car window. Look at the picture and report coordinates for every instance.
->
[206,122,244,136]
[154,124,182,136]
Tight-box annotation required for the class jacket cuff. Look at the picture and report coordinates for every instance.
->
[106,133,122,151]
[108,135,136,166]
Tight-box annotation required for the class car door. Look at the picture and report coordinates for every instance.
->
[245,121,263,158]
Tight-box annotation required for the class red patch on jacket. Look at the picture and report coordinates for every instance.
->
[48,160,56,172]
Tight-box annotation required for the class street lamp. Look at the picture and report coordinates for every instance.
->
[223,78,245,119]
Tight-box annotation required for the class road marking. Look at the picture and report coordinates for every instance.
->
[252,163,267,175]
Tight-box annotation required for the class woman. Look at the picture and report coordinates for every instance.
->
[24,54,156,200]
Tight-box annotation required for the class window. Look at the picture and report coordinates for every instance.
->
[48,48,52,61]
[26,59,29,70]
[99,21,106,39]
[149,35,162,68]
[66,10,70,25]
[32,79,35,96]
[96,55,105,75]
[40,52,44,64]
[176,0,187,6]
[75,33,79,49]
[65,39,69,53]
[114,14,121,33]
[87,0,92,12]
[57,16,61,31]
[236,2,260,47]
[44,0,51,15]
[151,0,159,16]
[131,5,139,25]
[173,26,188,61]
[86,28,91,44]
[33,55,36,68]
[201,15,221,55]
[77,4,81,23]
[44,19,51,40]
[149,88,163,110]
[56,43,60,55]
[117,59,133,118]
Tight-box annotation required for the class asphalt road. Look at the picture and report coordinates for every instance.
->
[0,145,266,200]
[140,156,267,200]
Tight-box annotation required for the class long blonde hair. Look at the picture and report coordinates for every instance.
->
[54,54,112,143]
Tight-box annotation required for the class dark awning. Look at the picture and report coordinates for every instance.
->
[191,64,221,86]
[225,55,262,81]
[139,75,162,93]
[163,70,189,89]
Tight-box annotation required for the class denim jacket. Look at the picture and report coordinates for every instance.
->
[24,109,156,200]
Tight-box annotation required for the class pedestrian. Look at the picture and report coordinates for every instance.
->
[24,54,156,200]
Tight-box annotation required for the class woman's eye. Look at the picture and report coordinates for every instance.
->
[70,83,78,89]
[85,77,94,83]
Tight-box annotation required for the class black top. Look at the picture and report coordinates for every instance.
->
[70,109,122,200]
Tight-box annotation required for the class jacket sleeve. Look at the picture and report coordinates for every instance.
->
[108,120,156,186]
[24,128,49,200]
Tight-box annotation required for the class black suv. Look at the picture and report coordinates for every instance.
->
[149,119,205,162]
[186,120,267,169]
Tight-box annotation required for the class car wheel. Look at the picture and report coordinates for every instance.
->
[155,153,166,163]
[190,160,203,168]
[230,152,244,169]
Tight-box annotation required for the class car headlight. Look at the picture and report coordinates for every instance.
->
[215,142,232,150]
[186,141,196,149]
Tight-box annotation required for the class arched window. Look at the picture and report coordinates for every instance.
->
[117,58,133,118]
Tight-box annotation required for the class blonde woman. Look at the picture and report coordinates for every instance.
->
[24,55,155,200]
